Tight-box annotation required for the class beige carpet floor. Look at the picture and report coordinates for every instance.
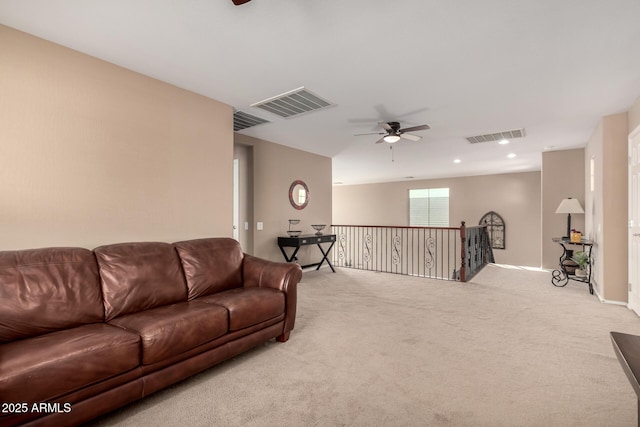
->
[92,264,640,426]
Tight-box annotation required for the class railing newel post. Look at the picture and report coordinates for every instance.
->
[459,221,467,282]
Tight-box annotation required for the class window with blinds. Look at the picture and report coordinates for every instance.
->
[409,188,450,227]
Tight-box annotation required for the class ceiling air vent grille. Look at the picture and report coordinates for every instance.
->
[466,128,526,144]
[250,87,334,118]
[233,110,269,131]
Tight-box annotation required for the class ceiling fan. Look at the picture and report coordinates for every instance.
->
[356,121,430,144]
[232,0,252,4]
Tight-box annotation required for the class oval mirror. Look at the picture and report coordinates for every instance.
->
[289,180,309,210]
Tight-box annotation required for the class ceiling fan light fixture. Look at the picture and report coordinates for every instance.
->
[384,135,401,143]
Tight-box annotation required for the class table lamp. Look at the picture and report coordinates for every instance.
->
[555,198,584,239]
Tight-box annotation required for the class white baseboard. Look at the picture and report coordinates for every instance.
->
[593,287,628,306]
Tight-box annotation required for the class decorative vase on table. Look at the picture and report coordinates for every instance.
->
[287,219,301,237]
[570,229,582,243]
[311,224,326,235]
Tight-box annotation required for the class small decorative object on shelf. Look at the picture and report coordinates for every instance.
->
[562,258,578,275]
[570,229,582,243]
[287,219,301,237]
[311,224,326,235]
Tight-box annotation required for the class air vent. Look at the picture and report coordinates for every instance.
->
[466,128,526,144]
[233,110,270,131]
[250,87,334,118]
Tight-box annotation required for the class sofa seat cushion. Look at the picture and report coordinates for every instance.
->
[0,323,141,403]
[199,287,285,331]
[109,301,228,365]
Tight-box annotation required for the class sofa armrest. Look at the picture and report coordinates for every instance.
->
[242,255,302,342]
[243,254,302,291]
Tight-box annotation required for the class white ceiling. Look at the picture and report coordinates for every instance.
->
[2,0,640,185]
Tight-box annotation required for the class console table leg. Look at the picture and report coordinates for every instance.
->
[278,245,300,263]
[316,242,336,272]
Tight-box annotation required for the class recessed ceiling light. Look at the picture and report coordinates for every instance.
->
[405,176,414,179]
[498,139,510,145]
[453,159,461,163]
[507,153,517,159]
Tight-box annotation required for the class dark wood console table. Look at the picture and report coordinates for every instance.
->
[611,332,640,426]
[277,234,336,272]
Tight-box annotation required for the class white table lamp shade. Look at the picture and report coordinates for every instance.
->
[555,198,584,214]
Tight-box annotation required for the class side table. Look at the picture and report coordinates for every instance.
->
[551,237,594,294]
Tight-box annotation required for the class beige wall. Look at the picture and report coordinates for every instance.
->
[234,134,332,263]
[585,113,628,302]
[541,149,586,269]
[332,171,541,267]
[0,25,233,250]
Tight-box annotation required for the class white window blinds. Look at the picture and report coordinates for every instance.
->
[409,188,449,227]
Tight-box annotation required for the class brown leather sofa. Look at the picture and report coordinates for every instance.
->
[0,237,301,426]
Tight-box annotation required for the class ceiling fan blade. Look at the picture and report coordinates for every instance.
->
[232,0,251,4]
[375,136,386,144]
[380,122,393,131]
[399,124,430,133]
[400,133,422,142]
[355,132,385,136]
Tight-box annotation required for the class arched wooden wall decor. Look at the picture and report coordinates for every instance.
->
[479,211,505,249]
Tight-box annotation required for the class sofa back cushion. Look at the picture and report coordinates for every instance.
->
[174,238,244,300]
[95,242,187,320]
[0,247,104,342]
